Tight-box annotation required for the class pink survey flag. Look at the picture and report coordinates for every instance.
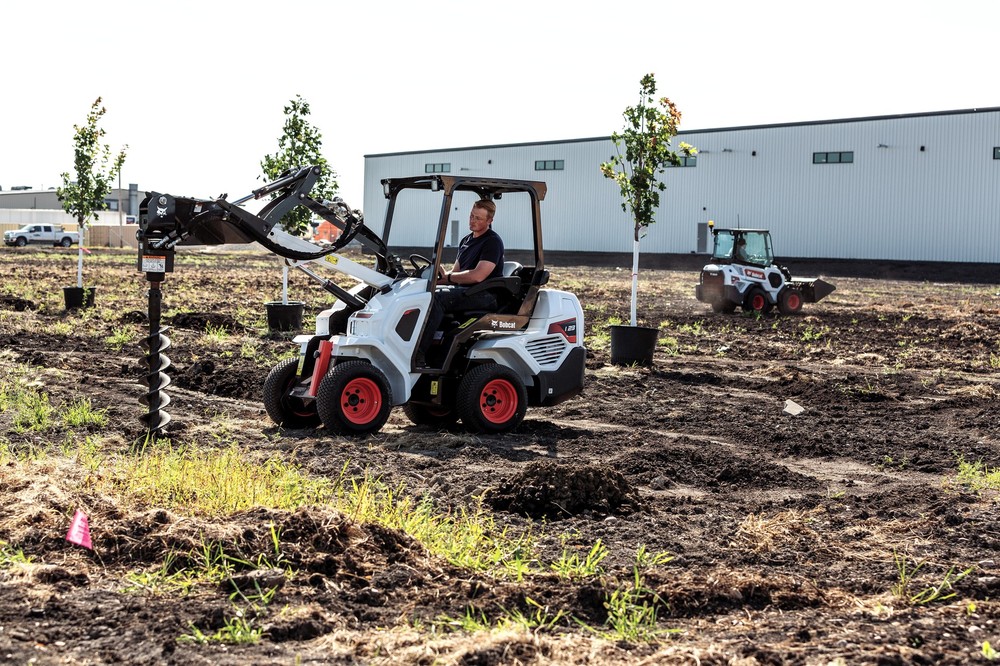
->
[66,509,93,550]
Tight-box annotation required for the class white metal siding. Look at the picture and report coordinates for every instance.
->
[364,109,1000,263]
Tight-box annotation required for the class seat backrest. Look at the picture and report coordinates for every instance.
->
[502,261,523,277]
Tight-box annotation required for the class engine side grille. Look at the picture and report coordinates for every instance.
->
[525,336,567,366]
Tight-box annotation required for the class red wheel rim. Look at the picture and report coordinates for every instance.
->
[479,379,518,424]
[340,377,382,425]
[787,293,801,310]
[752,294,766,310]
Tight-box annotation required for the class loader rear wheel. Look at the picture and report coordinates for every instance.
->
[402,403,458,429]
[711,300,736,313]
[263,357,321,428]
[457,363,527,433]
[743,287,772,314]
[317,360,393,435]
[778,288,804,315]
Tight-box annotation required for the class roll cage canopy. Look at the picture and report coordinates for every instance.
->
[379,175,548,274]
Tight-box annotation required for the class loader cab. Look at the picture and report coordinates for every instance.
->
[379,175,547,302]
[712,228,773,268]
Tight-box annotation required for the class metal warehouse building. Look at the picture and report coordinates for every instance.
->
[363,107,1000,264]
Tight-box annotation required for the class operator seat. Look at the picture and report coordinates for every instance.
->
[502,261,522,277]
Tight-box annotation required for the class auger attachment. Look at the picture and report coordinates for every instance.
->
[136,197,178,435]
[134,166,383,434]
[139,280,172,433]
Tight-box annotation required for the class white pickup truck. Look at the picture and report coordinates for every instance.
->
[3,224,80,248]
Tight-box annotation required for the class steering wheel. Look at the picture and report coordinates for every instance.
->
[409,253,433,277]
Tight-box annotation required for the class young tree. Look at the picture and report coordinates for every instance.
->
[260,95,338,237]
[601,73,695,327]
[57,97,127,288]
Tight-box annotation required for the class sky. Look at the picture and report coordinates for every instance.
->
[2,0,997,209]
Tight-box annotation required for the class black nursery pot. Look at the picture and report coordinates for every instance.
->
[265,301,305,333]
[609,324,659,366]
[63,286,96,309]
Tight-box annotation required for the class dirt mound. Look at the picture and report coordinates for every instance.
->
[487,461,642,519]
[168,311,246,332]
[173,357,264,400]
[0,295,36,311]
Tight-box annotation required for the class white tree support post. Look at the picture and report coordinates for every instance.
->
[282,264,289,305]
[76,225,85,288]
[630,237,640,327]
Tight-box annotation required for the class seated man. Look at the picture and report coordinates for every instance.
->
[735,237,750,263]
[415,199,503,367]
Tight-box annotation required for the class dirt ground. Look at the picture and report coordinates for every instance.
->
[1,246,999,665]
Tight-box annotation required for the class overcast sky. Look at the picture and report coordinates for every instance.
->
[2,0,996,208]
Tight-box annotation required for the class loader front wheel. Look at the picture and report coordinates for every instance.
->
[778,288,804,315]
[457,363,527,433]
[743,287,772,315]
[263,357,321,429]
[317,360,393,435]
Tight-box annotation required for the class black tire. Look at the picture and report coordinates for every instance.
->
[59,237,72,248]
[456,363,527,433]
[711,300,736,313]
[778,288,804,315]
[14,237,26,247]
[402,402,458,429]
[262,357,320,428]
[316,360,393,435]
[742,287,772,314]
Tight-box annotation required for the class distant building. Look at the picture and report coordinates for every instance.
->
[363,107,1000,264]
[0,183,141,218]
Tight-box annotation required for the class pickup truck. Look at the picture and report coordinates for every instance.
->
[3,224,80,247]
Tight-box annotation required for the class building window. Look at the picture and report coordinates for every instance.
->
[425,163,450,173]
[813,151,854,164]
[534,160,564,171]
[993,147,1000,160]
[669,156,697,167]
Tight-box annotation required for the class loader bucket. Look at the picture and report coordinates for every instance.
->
[798,278,836,303]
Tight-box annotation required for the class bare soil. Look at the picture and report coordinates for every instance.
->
[1,246,999,665]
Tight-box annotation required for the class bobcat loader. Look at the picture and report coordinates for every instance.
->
[695,227,836,315]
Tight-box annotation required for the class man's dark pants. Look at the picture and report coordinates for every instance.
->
[418,286,498,355]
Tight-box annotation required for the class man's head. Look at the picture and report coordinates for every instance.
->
[469,200,496,236]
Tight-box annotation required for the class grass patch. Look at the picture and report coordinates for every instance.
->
[891,550,973,605]
[954,457,1000,497]
[91,439,334,515]
[61,398,109,428]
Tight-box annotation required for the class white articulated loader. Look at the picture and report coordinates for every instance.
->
[136,167,585,437]
[695,227,836,315]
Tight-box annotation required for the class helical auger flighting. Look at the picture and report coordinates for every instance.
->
[140,282,172,433]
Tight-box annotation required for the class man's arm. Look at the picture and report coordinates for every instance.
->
[448,260,496,285]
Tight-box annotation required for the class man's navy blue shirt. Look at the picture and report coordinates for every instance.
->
[455,228,504,278]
